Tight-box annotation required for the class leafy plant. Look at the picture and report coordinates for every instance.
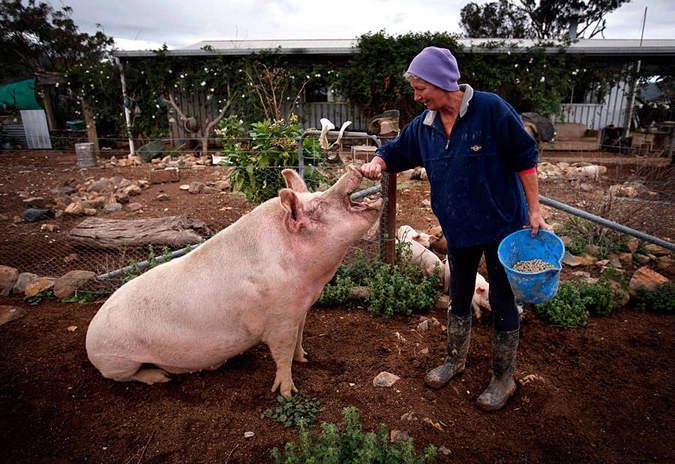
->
[24,288,55,305]
[575,279,620,317]
[270,406,437,464]
[633,282,675,314]
[317,245,441,317]
[261,391,321,428]
[227,116,326,203]
[61,291,97,304]
[535,280,590,328]
[316,275,355,306]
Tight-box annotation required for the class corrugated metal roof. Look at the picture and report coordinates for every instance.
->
[114,38,675,58]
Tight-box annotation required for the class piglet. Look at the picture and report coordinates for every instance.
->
[440,258,491,322]
[86,165,383,397]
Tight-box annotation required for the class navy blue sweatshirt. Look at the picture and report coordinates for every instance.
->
[376,84,539,248]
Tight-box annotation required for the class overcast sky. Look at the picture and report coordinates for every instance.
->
[45,0,673,51]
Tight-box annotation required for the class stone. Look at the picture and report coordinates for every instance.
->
[64,202,84,216]
[13,272,38,294]
[126,202,143,212]
[24,276,56,298]
[655,255,674,275]
[0,305,27,325]
[373,371,400,387]
[22,208,54,222]
[150,167,180,184]
[0,265,19,296]
[628,267,669,297]
[644,243,670,256]
[562,250,582,267]
[188,182,206,194]
[53,270,96,299]
[22,197,49,209]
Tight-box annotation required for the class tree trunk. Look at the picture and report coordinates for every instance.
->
[68,215,212,249]
[81,97,100,152]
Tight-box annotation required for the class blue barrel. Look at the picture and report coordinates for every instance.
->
[498,229,565,304]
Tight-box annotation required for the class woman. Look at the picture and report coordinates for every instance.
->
[361,46,547,411]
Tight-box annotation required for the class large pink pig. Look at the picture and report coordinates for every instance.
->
[86,165,383,397]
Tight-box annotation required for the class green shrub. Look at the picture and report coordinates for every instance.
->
[633,282,675,314]
[316,275,355,306]
[270,406,437,464]
[261,391,321,428]
[317,245,441,317]
[226,116,326,203]
[575,279,619,317]
[535,280,590,328]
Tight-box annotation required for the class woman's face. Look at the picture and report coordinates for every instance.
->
[410,79,447,110]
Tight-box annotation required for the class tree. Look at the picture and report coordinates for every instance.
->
[459,0,631,40]
[0,0,114,141]
[460,0,529,39]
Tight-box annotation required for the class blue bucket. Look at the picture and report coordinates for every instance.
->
[498,229,565,304]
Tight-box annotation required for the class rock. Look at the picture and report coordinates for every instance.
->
[87,178,115,193]
[40,223,59,233]
[150,167,180,184]
[13,272,38,294]
[390,430,409,442]
[373,371,400,387]
[104,202,123,213]
[53,270,96,299]
[575,254,598,266]
[24,276,56,298]
[416,319,430,331]
[0,265,19,296]
[655,255,674,275]
[628,267,669,297]
[243,431,255,439]
[634,254,651,266]
[562,250,582,267]
[644,243,671,256]
[64,202,84,216]
[126,202,143,212]
[22,197,49,209]
[0,305,27,325]
[188,182,206,194]
[626,238,640,253]
[156,194,171,201]
[22,208,54,222]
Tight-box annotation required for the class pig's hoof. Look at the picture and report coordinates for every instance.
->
[132,368,170,384]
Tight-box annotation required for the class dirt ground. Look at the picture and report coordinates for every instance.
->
[0,149,673,463]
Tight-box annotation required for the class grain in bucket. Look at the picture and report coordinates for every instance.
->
[75,142,96,168]
[497,229,565,304]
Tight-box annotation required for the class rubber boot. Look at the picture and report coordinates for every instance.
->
[476,329,519,411]
[424,312,471,388]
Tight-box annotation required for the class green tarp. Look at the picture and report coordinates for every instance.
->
[0,78,42,110]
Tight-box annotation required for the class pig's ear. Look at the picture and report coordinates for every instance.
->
[475,287,486,295]
[282,169,309,193]
[279,188,310,233]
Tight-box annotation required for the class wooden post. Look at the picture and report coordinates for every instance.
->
[379,171,397,265]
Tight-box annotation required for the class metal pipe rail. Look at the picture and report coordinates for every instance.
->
[539,195,674,251]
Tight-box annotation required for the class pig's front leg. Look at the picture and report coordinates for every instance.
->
[266,321,302,398]
[293,312,308,363]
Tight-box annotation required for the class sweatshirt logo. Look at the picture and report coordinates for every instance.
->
[470,145,482,152]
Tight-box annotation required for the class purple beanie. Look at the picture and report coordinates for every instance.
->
[406,46,460,91]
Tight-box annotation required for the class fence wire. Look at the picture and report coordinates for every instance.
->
[0,152,384,296]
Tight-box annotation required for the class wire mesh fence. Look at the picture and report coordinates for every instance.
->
[0,150,387,296]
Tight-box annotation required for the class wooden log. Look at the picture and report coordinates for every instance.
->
[68,215,211,249]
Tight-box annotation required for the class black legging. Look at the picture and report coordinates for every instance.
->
[447,242,520,331]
